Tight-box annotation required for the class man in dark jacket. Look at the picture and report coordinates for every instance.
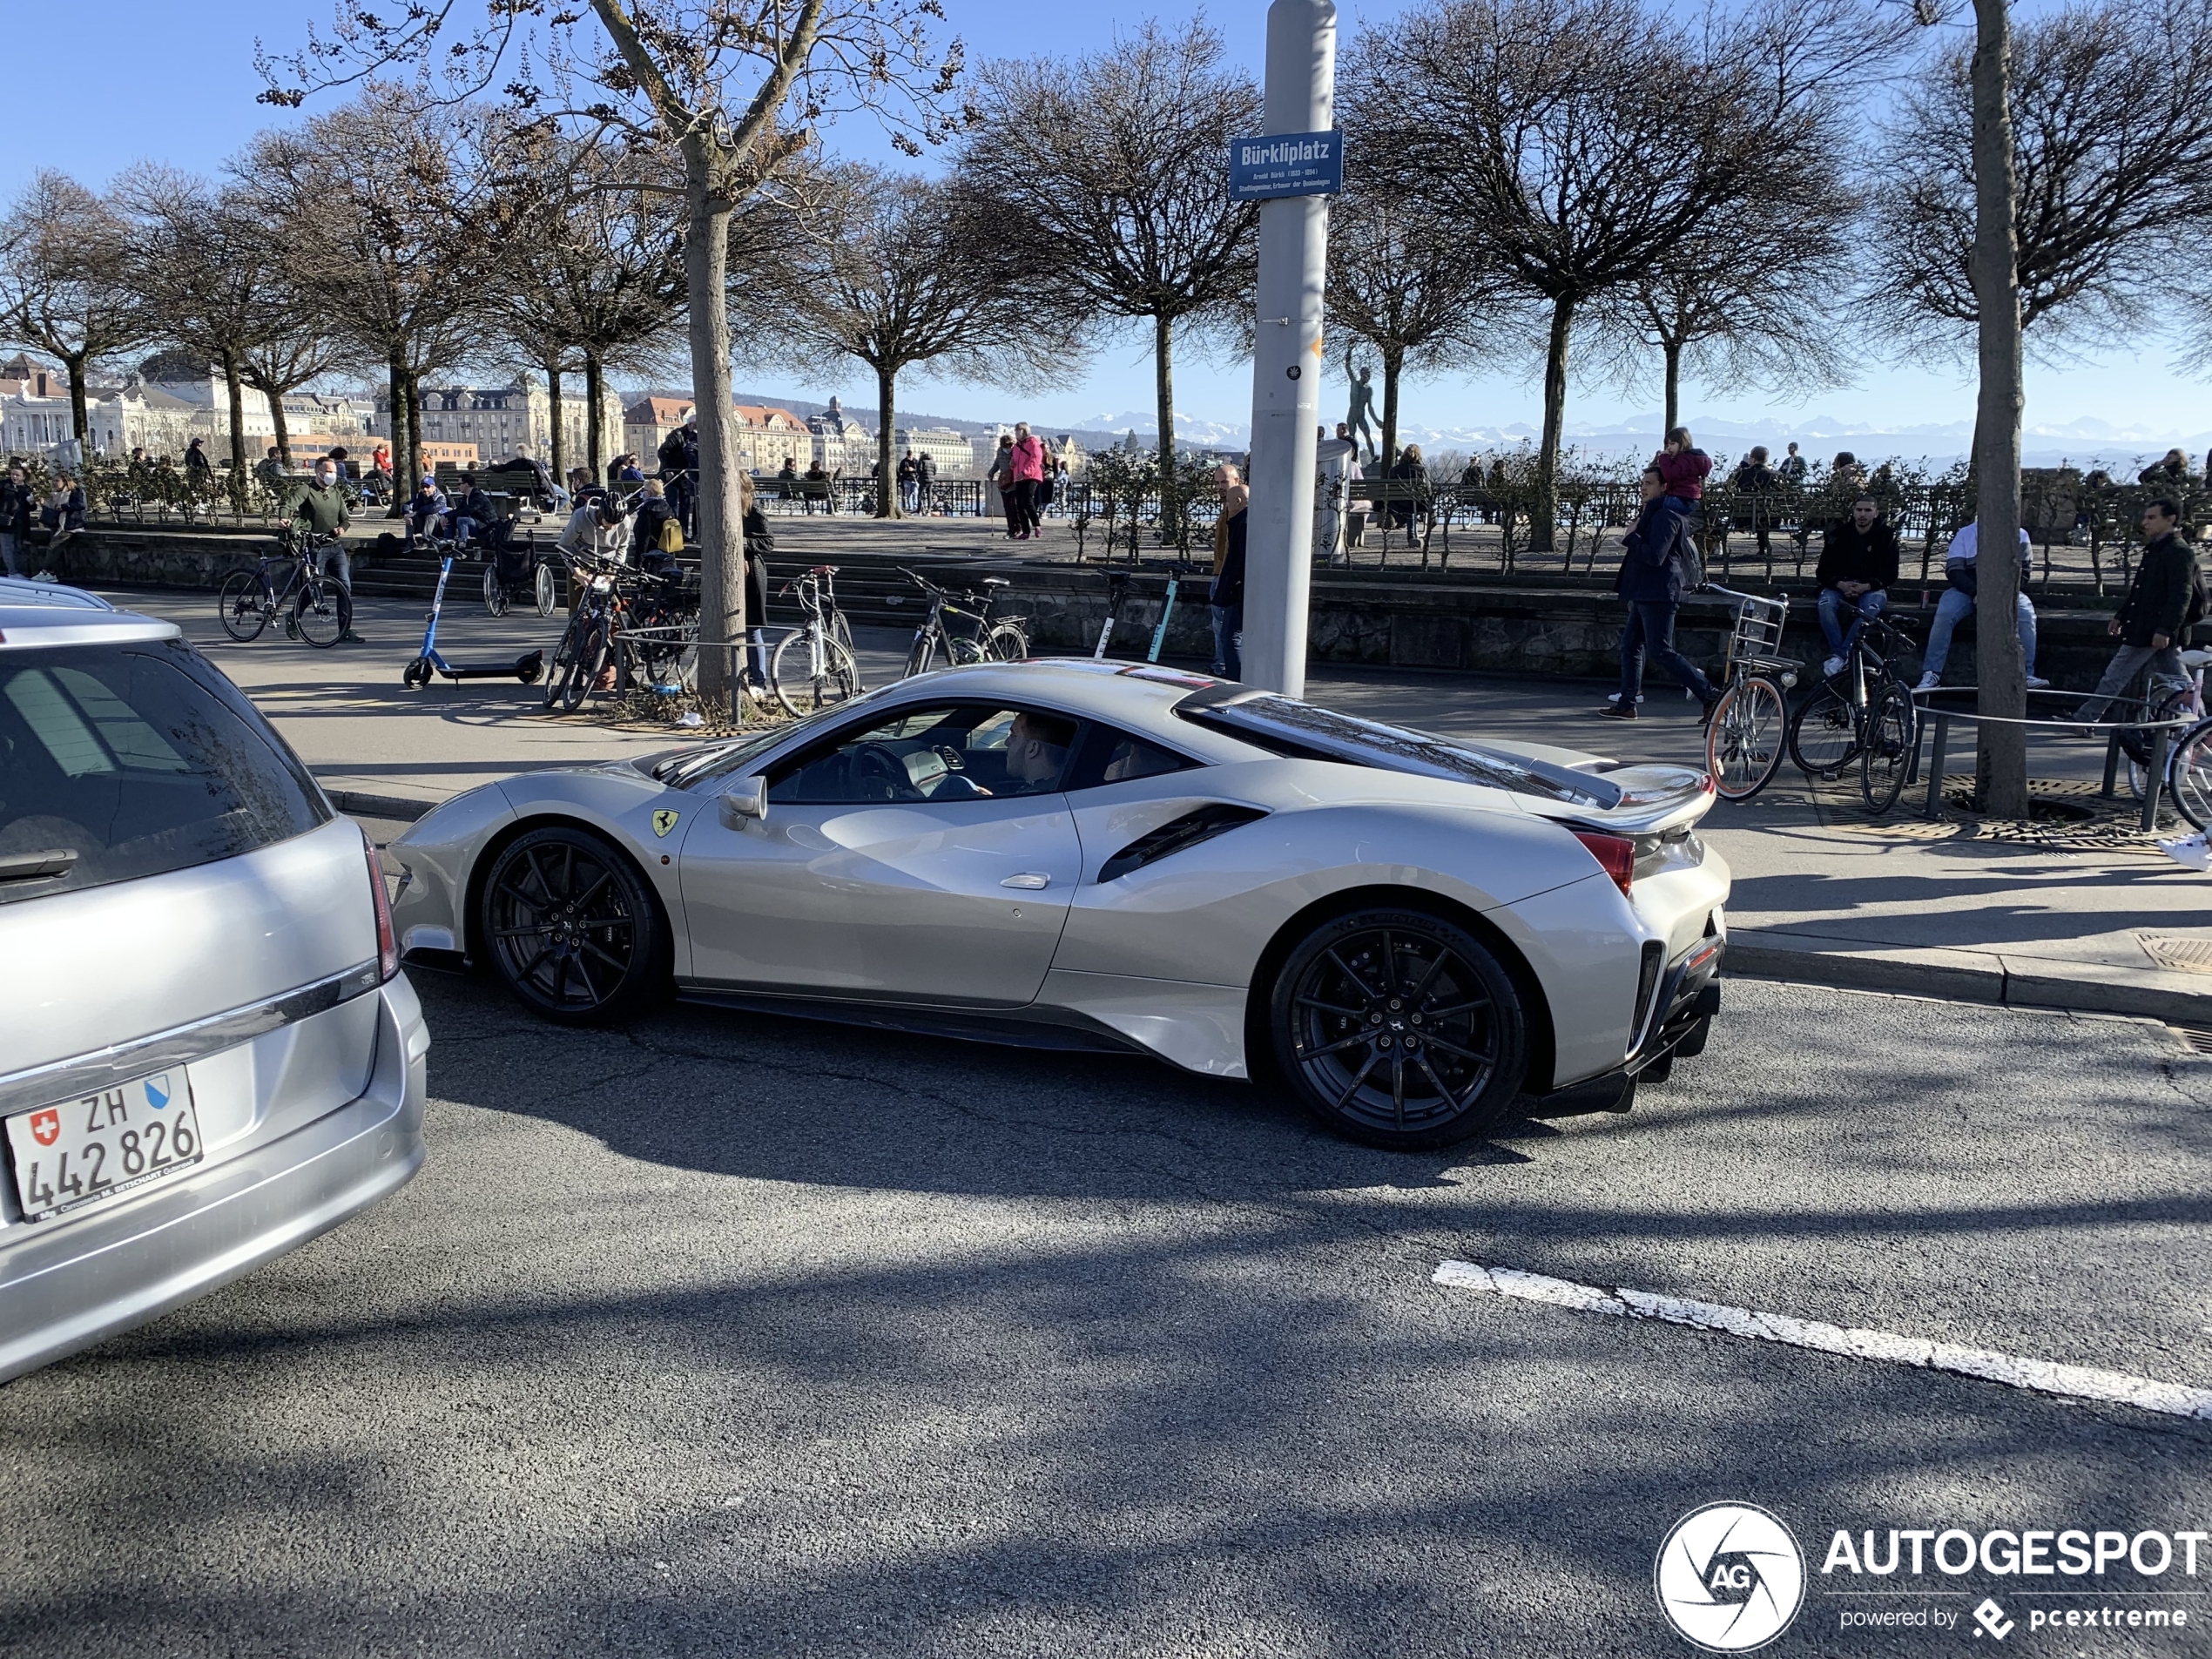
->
[1813,494,1899,676]
[2076,498,2199,721]
[1602,465,1716,721]
[1210,463,1248,680]
[0,464,34,577]
[658,415,698,536]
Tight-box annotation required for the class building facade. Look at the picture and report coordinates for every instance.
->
[808,396,872,475]
[623,396,694,467]
[731,404,813,475]
[895,426,975,480]
[370,381,621,470]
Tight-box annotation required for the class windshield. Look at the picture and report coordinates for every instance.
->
[1176,691,1622,809]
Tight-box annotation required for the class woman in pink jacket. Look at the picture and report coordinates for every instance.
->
[1008,422,1047,540]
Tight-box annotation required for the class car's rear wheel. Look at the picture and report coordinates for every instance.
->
[479,826,664,1023]
[1268,907,1527,1150]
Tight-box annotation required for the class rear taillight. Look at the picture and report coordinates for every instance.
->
[364,832,399,980]
[1572,830,1635,897]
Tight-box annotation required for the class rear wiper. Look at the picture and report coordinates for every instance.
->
[0,850,76,883]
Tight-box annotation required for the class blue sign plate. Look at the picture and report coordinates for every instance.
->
[1228,130,1344,202]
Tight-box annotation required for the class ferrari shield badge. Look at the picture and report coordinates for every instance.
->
[652,810,680,838]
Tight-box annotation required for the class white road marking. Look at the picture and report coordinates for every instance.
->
[1433,1260,2212,1422]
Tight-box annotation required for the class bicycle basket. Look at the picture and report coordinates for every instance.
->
[1725,592,1790,670]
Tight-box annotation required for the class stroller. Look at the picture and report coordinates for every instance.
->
[482,530,558,617]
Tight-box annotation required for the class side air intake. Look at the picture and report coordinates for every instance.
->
[1096,805,1267,884]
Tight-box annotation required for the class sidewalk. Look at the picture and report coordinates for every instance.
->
[108,587,2212,1025]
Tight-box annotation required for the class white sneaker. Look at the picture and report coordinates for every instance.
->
[27,570,58,583]
[2026,674,2051,689]
[1823,656,1845,678]
[1915,672,1940,692]
[1605,692,1645,705]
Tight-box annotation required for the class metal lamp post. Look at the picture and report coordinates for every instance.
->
[1237,0,1338,697]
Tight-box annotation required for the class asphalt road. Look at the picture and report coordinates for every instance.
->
[1,974,2208,1657]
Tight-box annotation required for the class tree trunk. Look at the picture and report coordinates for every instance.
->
[1379,344,1403,474]
[63,352,89,453]
[875,361,899,519]
[1153,312,1177,543]
[1662,340,1682,440]
[387,352,410,517]
[683,140,744,711]
[1970,0,2027,816]
[221,351,247,508]
[259,380,293,469]
[546,361,567,492]
[583,350,606,481]
[1532,296,1575,555]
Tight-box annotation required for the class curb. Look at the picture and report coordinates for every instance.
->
[1727,928,2212,1025]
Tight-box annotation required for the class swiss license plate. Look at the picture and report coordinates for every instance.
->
[5,1070,205,1223]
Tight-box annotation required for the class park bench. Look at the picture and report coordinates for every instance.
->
[1345,476,1434,560]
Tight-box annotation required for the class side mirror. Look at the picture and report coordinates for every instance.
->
[718,776,766,827]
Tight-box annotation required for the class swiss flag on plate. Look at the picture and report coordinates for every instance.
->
[28,1109,59,1147]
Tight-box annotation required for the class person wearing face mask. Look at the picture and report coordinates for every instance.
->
[1813,494,1898,678]
[293,460,362,641]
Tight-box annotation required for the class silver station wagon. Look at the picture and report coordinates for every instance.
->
[0,579,428,1382]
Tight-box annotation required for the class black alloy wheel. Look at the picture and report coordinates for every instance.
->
[1269,907,1527,1150]
[478,826,664,1022]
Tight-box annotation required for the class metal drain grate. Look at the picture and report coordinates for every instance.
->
[2171,1024,2212,1055]
[2139,934,2212,974]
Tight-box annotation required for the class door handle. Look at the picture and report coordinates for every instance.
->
[1000,873,1050,890]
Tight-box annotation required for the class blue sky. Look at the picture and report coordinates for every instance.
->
[7,0,2206,450]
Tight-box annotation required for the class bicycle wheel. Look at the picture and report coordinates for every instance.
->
[218,570,269,642]
[1859,681,1916,814]
[831,607,855,659]
[2168,718,2212,831]
[482,565,509,617]
[294,579,351,649]
[771,629,861,715]
[534,562,557,617]
[2125,686,2194,799]
[545,612,587,710]
[1788,682,1861,776]
[983,621,1028,662]
[1704,675,1787,801]
[562,624,608,710]
[905,631,937,678]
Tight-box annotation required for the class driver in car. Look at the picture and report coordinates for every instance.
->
[999,711,1075,794]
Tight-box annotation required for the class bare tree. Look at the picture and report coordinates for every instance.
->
[260,0,965,711]
[968,23,1261,523]
[1362,0,1888,550]
[764,167,1049,518]
[115,170,276,500]
[242,324,361,470]
[1581,199,1857,439]
[241,96,502,506]
[0,172,152,450]
[1870,0,2212,362]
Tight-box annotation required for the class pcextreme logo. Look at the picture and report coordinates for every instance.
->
[1656,1502,1807,1653]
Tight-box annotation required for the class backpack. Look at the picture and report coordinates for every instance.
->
[658,517,685,555]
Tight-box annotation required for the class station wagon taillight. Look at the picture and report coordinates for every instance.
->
[365,832,399,981]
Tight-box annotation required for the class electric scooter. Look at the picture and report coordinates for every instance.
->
[1146,559,1193,664]
[402,556,546,689]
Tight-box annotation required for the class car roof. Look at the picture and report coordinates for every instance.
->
[866,658,1261,756]
[0,583,179,651]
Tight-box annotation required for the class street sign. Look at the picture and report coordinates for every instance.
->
[1228,130,1344,203]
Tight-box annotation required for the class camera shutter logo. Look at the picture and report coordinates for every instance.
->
[1655,1502,1805,1652]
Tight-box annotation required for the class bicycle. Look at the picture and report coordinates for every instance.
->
[1698,583,1798,802]
[900,568,1028,676]
[2118,646,2212,828]
[1787,611,1919,813]
[217,527,353,649]
[545,552,630,711]
[768,564,863,715]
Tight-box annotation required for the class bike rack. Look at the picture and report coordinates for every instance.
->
[1909,686,2198,831]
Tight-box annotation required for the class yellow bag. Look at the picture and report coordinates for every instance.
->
[658,517,685,555]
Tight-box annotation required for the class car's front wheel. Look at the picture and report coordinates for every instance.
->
[1268,907,1527,1149]
[478,826,664,1023]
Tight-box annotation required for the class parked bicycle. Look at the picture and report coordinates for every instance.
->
[1699,583,1798,802]
[2121,646,2212,827]
[900,568,1028,676]
[1788,611,1919,813]
[544,552,629,711]
[217,526,352,649]
[769,564,862,714]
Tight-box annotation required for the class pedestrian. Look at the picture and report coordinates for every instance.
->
[1210,463,1248,679]
[613,453,644,487]
[41,473,85,552]
[293,457,362,642]
[1653,426,1711,509]
[1008,422,1046,539]
[253,446,284,493]
[184,437,214,497]
[1829,451,1865,494]
[1917,519,2049,692]
[2074,497,2201,722]
[0,464,33,577]
[1776,442,1808,487]
[403,476,448,549]
[1729,446,1779,568]
[738,470,773,687]
[1037,452,1061,520]
[325,446,354,482]
[914,449,937,515]
[567,467,604,510]
[557,490,629,570]
[658,414,698,536]
[631,478,675,568]
[898,450,919,514]
[1387,443,1430,548]
[1602,464,1717,722]
[365,445,392,505]
[449,470,496,550]
[1813,494,1899,677]
[2139,448,2191,489]
[988,435,1018,537]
